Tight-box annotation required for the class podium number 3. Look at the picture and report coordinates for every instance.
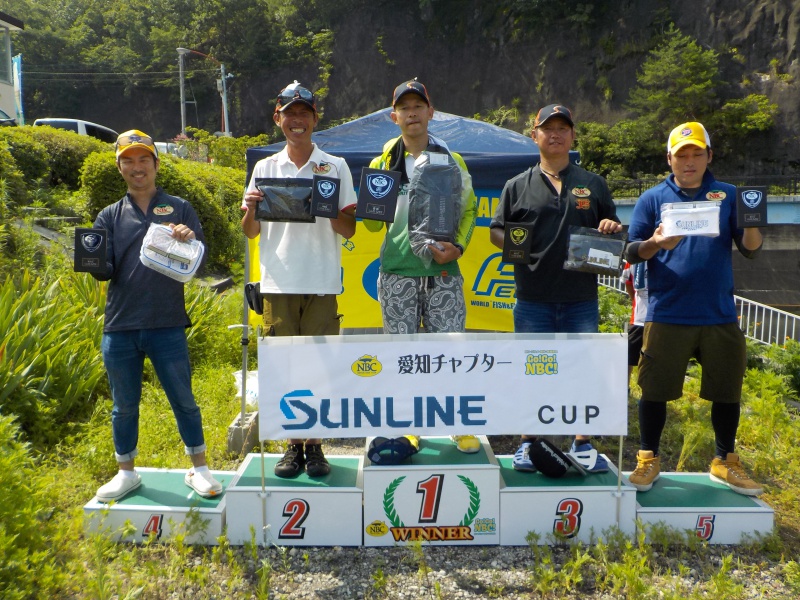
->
[554,498,583,538]
[279,498,310,539]
[417,474,445,523]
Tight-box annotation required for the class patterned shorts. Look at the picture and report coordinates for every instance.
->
[377,273,466,334]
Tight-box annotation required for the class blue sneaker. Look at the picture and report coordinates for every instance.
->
[513,442,537,472]
[569,441,609,473]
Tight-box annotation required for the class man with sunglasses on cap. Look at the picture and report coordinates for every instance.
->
[364,79,479,457]
[242,82,356,478]
[490,104,621,474]
[92,130,223,502]
[624,122,764,496]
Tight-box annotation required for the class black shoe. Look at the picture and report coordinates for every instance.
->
[304,444,331,477]
[275,443,305,478]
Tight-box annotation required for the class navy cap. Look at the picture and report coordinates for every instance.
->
[534,104,574,127]
[392,79,431,106]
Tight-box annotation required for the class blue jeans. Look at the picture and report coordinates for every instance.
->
[101,327,206,462]
[513,298,599,334]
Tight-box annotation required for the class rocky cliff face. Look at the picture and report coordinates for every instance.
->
[309,0,800,168]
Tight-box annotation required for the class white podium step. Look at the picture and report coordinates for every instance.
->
[225,453,364,546]
[362,436,501,546]
[83,468,235,545]
[498,455,637,545]
[631,472,774,544]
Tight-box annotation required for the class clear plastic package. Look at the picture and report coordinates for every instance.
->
[139,223,205,282]
[407,151,467,266]
[255,177,315,223]
[563,226,627,276]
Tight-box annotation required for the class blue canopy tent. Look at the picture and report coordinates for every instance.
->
[245,107,579,191]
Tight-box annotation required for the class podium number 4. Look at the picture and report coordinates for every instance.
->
[279,499,310,539]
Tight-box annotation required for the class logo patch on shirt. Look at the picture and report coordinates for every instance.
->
[572,186,591,198]
[706,190,726,201]
[153,204,174,216]
[575,198,591,210]
[313,162,332,174]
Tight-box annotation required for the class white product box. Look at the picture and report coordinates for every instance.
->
[661,201,720,237]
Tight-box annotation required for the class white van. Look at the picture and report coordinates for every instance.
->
[33,118,118,143]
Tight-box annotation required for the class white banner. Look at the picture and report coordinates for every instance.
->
[258,333,628,440]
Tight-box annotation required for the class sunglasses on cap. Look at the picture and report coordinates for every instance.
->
[115,133,154,150]
[276,83,316,110]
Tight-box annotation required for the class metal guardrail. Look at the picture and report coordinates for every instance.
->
[607,175,800,198]
[598,275,799,347]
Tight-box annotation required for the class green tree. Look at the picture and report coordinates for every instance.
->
[626,24,720,127]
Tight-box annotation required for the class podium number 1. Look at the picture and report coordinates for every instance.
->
[417,474,445,523]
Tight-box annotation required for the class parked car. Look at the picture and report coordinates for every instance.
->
[33,118,118,143]
[0,107,16,126]
[155,141,186,157]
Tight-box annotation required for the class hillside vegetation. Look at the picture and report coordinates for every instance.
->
[2,0,798,174]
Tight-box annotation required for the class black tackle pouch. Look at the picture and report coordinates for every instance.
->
[255,177,315,223]
[244,282,263,314]
[563,226,627,276]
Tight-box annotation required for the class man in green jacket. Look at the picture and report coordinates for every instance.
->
[365,79,479,454]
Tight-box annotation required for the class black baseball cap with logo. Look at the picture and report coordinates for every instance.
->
[533,104,574,128]
[275,80,317,114]
[392,78,431,106]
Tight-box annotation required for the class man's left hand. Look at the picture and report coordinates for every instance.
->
[597,219,623,234]
[430,241,462,264]
[169,223,196,241]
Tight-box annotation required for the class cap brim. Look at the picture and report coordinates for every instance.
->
[669,139,708,154]
[393,90,429,106]
[536,114,574,128]
[116,143,158,159]
[276,98,316,113]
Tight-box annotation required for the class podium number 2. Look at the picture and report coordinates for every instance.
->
[554,498,583,538]
[417,474,445,523]
[279,499,310,539]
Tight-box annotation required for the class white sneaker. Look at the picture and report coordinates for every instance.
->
[185,469,223,498]
[96,471,141,503]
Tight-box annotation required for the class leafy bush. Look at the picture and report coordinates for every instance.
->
[0,141,27,205]
[0,270,106,447]
[0,127,50,186]
[80,152,241,270]
[184,127,274,171]
[0,415,70,598]
[27,125,110,189]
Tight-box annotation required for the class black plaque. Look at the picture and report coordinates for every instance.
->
[74,228,107,273]
[310,175,341,218]
[355,168,400,222]
[502,223,533,264]
[737,186,768,228]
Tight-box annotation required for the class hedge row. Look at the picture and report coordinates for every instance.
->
[80,151,244,270]
[0,126,248,271]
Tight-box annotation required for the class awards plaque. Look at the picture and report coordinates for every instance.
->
[737,186,768,228]
[310,175,341,218]
[74,228,107,273]
[502,223,533,264]
[355,168,400,222]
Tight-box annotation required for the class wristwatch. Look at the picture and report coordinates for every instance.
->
[453,243,464,257]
